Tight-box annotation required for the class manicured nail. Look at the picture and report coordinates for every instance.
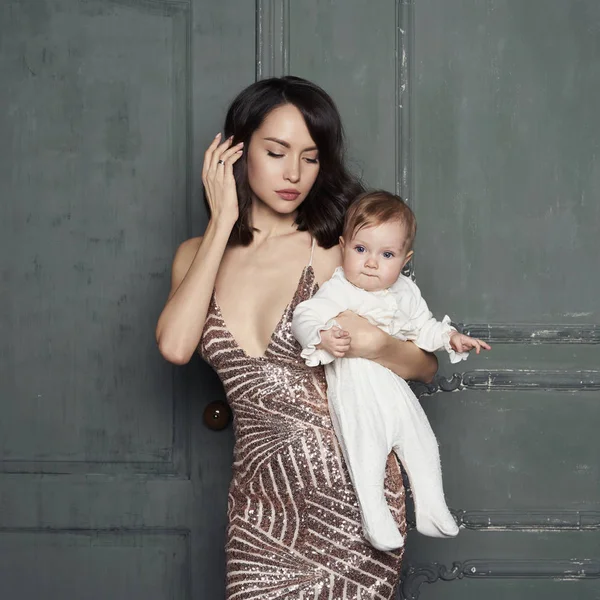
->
[215,132,221,138]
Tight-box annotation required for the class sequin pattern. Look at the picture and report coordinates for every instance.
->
[199,265,406,599]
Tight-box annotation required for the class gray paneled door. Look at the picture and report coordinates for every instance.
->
[287,1,600,599]
[1,1,255,598]
[2,1,599,600]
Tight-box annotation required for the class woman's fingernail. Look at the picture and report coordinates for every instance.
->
[215,133,221,138]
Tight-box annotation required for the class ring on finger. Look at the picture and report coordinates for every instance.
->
[217,159,225,165]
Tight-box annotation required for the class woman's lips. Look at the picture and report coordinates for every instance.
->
[276,190,301,201]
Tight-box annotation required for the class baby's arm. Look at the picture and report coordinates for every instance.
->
[318,327,351,358]
[448,331,491,355]
[291,278,351,366]
[403,278,490,362]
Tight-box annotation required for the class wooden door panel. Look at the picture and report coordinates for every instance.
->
[405,1,600,598]
[414,0,600,323]
[1,0,190,475]
[258,1,600,598]
[428,390,600,508]
[288,0,400,193]
[0,531,190,599]
[0,0,255,598]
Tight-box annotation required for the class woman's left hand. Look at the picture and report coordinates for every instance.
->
[334,311,387,360]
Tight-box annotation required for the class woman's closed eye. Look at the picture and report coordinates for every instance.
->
[267,150,319,164]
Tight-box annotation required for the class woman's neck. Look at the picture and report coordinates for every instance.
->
[250,199,298,240]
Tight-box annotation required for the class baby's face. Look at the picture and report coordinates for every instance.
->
[340,221,412,292]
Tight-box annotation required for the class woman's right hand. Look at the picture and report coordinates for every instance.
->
[202,133,244,226]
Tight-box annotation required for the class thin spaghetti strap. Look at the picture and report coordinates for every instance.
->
[308,237,316,267]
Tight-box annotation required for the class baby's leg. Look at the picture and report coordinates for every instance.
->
[390,379,458,538]
[327,362,404,551]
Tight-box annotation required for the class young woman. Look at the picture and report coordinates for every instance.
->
[156,76,437,599]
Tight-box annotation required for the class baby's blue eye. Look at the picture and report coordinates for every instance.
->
[354,246,365,253]
[383,252,394,259]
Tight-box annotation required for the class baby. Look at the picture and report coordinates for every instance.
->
[292,190,490,551]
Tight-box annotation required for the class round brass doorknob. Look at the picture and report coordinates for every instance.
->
[203,401,231,430]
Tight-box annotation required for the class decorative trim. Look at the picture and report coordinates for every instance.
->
[0,526,190,535]
[396,0,413,202]
[411,369,600,396]
[459,324,600,344]
[0,459,189,478]
[404,508,600,533]
[455,509,600,531]
[255,0,290,79]
[401,559,600,599]
[396,0,415,279]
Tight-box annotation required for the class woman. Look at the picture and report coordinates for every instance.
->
[156,76,437,599]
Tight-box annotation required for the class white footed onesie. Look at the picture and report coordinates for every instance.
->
[292,267,466,551]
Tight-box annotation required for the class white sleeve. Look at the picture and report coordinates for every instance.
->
[291,277,350,366]
[403,279,469,364]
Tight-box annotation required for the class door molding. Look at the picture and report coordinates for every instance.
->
[400,559,600,600]
[454,509,600,531]
[256,0,290,79]
[412,369,600,395]
[0,0,192,479]
[461,324,600,344]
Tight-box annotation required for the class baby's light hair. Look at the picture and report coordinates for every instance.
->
[342,190,417,250]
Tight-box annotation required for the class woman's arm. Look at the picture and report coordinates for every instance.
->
[155,134,243,365]
[334,311,438,383]
[155,221,232,365]
[372,332,438,383]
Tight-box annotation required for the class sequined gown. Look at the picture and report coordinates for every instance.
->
[199,251,407,599]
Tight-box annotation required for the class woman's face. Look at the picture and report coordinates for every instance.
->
[246,103,320,215]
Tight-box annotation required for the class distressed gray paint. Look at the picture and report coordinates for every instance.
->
[402,559,600,600]
[0,0,254,598]
[461,324,600,344]
[455,509,600,531]
[400,0,600,598]
[416,369,600,393]
[255,0,290,79]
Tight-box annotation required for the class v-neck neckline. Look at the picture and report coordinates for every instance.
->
[211,265,313,360]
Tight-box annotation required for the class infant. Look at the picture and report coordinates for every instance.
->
[292,190,490,550]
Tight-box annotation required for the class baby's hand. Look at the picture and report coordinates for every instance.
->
[449,331,492,354]
[317,326,351,358]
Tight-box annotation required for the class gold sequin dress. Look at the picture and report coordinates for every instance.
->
[199,245,406,599]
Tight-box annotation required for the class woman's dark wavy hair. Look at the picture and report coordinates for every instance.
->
[215,76,364,249]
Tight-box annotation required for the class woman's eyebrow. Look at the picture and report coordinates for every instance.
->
[263,137,318,152]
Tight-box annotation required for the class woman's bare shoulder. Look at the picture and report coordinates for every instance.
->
[312,243,342,285]
[173,236,202,267]
[169,236,203,296]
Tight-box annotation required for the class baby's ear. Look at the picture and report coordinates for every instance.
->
[339,236,346,250]
[403,250,414,268]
